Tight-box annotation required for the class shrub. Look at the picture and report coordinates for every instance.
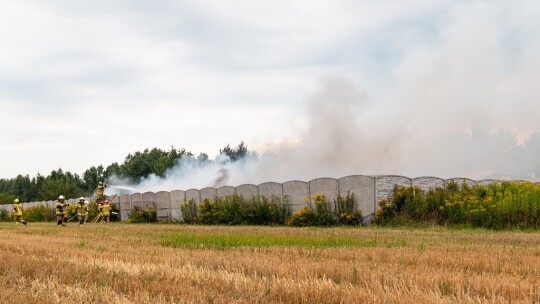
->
[243,196,288,225]
[335,192,363,225]
[196,194,242,225]
[180,199,198,223]
[127,206,157,223]
[196,194,289,225]
[0,209,10,222]
[375,181,540,229]
[197,199,220,224]
[287,193,363,227]
[23,205,56,222]
[87,202,101,222]
[374,199,395,225]
[287,194,338,227]
[286,206,316,227]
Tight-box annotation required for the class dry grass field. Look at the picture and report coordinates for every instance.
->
[1,223,540,303]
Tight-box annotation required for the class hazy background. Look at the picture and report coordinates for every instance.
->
[1,1,540,189]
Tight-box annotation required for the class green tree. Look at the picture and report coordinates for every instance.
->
[220,141,248,162]
[83,165,105,194]
[104,162,121,179]
[37,169,83,200]
[117,147,191,182]
[38,178,81,201]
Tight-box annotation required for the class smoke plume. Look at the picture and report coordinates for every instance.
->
[106,2,540,194]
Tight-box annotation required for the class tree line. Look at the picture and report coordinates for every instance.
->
[0,142,248,204]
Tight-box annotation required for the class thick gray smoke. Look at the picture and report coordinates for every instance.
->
[213,168,230,188]
[106,2,540,194]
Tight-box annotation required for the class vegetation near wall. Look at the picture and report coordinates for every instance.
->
[0,209,9,222]
[175,192,363,227]
[127,206,157,223]
[375,181,540,229]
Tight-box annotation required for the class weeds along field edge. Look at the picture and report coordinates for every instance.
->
[1,223,540,303]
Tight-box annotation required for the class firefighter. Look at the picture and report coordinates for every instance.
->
[12,199,27,225]
[76,197,89,226]
[101,200,112,223]
[96,182,107,202]
[56,195,68,226]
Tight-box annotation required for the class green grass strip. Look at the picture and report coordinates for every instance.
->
[161,233,381,249]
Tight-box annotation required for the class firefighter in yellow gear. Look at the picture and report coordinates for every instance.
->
[55,195,68,226]
[101,200,112,223]
[76,197,89,226]
[12,199,27,225]
[96,182,107,202]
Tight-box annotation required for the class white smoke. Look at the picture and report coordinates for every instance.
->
[106,1,540,194]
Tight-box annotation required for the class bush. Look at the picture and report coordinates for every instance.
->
[286,206,316,227]
[180,199,198,223]
[287,193,363,227]
[374,181,540,229]
[242,196,288,225]
[287,194,338,227]
[335,192,363,225]
[23,205,56,222]
[196,194,289,225]
[0,209,10,222]
[127,206,157,223]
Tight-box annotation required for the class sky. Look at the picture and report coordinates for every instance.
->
[1,1,540,186]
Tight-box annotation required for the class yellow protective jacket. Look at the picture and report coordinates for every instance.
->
[76,203,89,215]
[96,184,106,199]
[55,201,65,215]
[13,203,23,216]
[101,204,111,216]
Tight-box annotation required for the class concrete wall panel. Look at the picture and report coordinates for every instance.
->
[338,175,375,215]
[119,194,131,210]
[217,186,235,197]
[258,182,283,202]
[118,194,131,221]
[446,178,476,188]
[170,190,185,221]
[477,179,499,186]
[155,191,171,209]
[376,175,412,203]
[309,178,339,205]
[283,181,309,212]
[110,195,119,204]
[201,187,217,201]
[185,189,201,204]
[130,193,143,210]
[154,191,171,221]
[157,209,170,219]
[142,192,156,209]
[236,184,258,199]
[413,176,445,191]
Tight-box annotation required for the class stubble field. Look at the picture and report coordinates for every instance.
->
[1,223,539,303]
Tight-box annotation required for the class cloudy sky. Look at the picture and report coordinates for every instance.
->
[1,1,540,183]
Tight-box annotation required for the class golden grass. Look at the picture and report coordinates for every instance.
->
[1,223,540,303]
